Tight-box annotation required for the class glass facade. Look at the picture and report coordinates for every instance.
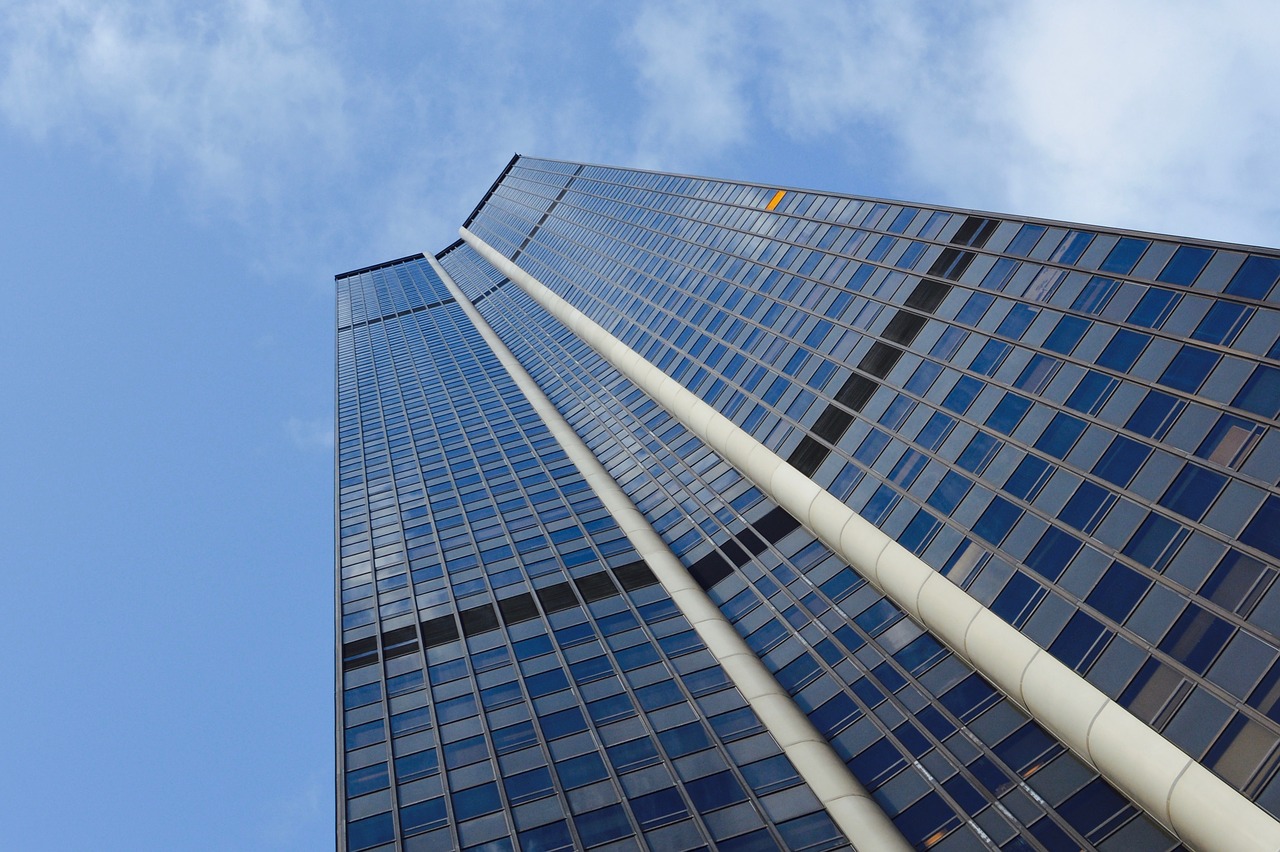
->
[337,156,1280,851]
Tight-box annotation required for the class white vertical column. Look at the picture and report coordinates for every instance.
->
[429,255,912,852]
[458,227,1280,852]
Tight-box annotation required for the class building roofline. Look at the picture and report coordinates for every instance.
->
[460,152,521,231]
[334,253,426,281]
[513,154,1279,255]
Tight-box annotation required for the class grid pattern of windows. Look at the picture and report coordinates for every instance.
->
[442,246,1177,850]
[434,155,1280,840]
[336,258,842,852]
[339,156,1280,851]
[447,160,1280,816]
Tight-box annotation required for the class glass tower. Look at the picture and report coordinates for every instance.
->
[336,156,1280,851]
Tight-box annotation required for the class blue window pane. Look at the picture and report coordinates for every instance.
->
[899,510,941,554]
[928,471,971,514]
[445,734,489,769]
[1044,315,1089,355]
[970,340,1010,375]
[1087,562,1151,622]
[1193,301,1251,345]
[1066,371,1117,415]
[435,693,476,724]
[345,681,382,710]
[1052,230,1093,264]
[519,820,574,852]
[918,411,955,450]
[997,303,1037,338]
[1015,354,1059,393]
[1097,329,1149,372]
[1058,777,1135,842]
[930,327,966,361]
[1124,514,1188,571]
[1128,286,1179,328]
[776,812,843,851]
[889,449,928,487]
[505,766,555,805]
[539,706,587,740]
[635,680,684,711]
[395,748,439,783]
[863,483,899,525]
[1024,527,1082,582]
[956,292,995,325]
[855,599,900,634]
[1034,412,1086,459]
[1007,224,1046,256]
[943,375,985,414]
[974,497,1020,545]
[687,770,749,812]
[1160,463,1226,521]
[1159,345,1217,393]
[854,428,891,465]
[1126,390,1184,439]
[1005,455,1052,501]
[1072,276,1120,314]
[453,781,501,821]
[957,433,1000,473]
[492,720,537,754]
[991,572,1046,626]
[347,813,395,851]
[1058,481,1114,534]
[1233,365,1280,418]
[994,723,1059,776]
[607,737,661,773]
[1092,435,1150,487]
[809,692,861,737]
[850,738,907,787]
[1049,611,1111,672]
[630,787,688,830]
[1226,255,1280,298]
[345,720,385,750]
[346,763,390,797]
[941,673,998,722]
[1029,815,1076,852]
[1158,246,1213,285]
[575,803,632,847]
[526,668,570,697]
[718,829,781,852]
[400,797,447,835]
[987,393,1031,435]
[1159,604,1234,674]
[658,721,712,757]
[894,792,961,848]
[1241,497,1280,560]
[1101,237,1149,274]
[709,706,766,741]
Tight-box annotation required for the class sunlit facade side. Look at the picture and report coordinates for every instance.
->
[337,155,1280,851]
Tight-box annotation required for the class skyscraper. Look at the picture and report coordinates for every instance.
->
[335,156,1280,852]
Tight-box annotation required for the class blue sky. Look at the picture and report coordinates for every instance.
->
[1,1,1276,849]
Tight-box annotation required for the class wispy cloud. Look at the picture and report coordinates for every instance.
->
[0,0,352,212]
[624,3,750,166]
[622,0,1280,244]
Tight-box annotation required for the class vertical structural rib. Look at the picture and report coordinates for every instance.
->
[459,227,1280,852]
[429,256,913,852]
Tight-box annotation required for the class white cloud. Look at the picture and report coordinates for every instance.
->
[985,0,1280,243]
[619,0,1280,244]
[624,2,751,166]
[0,0,352,211]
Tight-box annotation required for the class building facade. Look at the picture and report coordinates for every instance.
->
[335,156,1280,851]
